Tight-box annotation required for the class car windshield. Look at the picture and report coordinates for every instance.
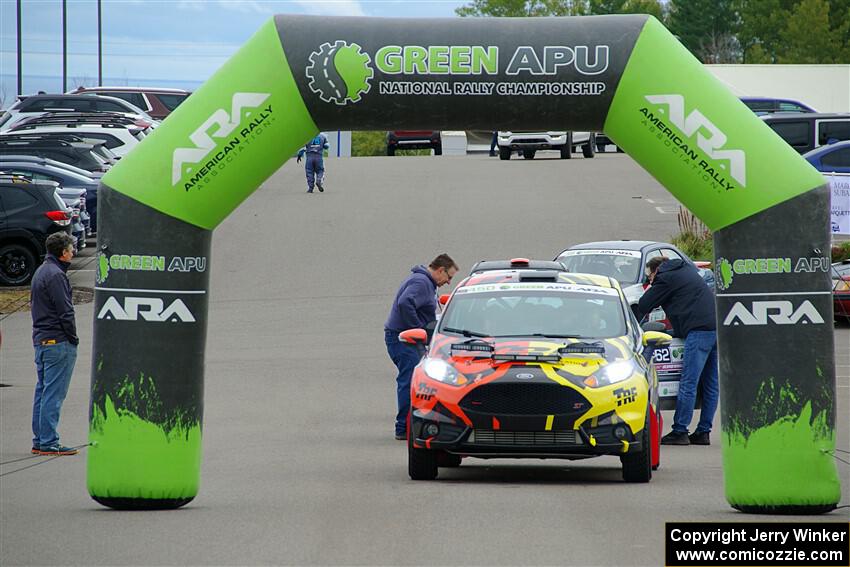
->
[439,284,626,339]
[557,251,642,284]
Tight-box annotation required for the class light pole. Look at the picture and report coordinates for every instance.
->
[98,0,102,85]
[62,0,67,92]
[16,0,22,95]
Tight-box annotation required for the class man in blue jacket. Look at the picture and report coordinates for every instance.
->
[385,254,458,440]
[30,232,79,456]
[638,256,718,446]
[296,133,329,193]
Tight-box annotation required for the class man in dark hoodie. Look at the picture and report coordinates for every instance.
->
[385,254,458,440]
[30,232,79,456]
[638,256,718,446]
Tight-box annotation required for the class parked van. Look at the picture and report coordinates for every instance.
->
[761,112,850,154]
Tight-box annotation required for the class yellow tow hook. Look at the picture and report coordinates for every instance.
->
[620,440,630,453]
[588,434,597,447]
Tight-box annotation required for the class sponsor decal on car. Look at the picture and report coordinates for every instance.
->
[454,282,619,296]
[560,249,642,258]
[306,41,609,105]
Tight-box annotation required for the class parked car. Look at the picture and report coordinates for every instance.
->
[497,131,596,160]
[401,264,665,481]
[5,122,142,159]
[803,140,850,174]
[386,131,442,156]
[0,94,155,132]
[0,154,103,181]
[0,161,98,233]
[0,132,120,165]
[0,177,73,286]
[0,138,110,173]
[832,261,850,321]
[68,86,190,120]
[761,112,850,154]
[740,96,817,115]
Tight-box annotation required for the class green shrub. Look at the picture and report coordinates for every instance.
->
[671,207,714,262]
[351,131,431,157]
[832,241,850,263]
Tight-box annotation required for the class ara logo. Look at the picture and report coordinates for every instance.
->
[307,41,373,105]
[723,300,825,326]
[172,92,271,185]
[97,296,196,323]
[643,94,746,188]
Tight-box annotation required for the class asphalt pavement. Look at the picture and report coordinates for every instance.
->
[1,152,848,566]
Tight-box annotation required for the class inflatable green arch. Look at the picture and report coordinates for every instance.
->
[88,14,840,513]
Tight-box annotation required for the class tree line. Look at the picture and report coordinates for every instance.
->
[455,0,850,64]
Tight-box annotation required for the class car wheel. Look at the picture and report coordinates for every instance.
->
[583,137,596,158]
[522,149,536,159]
[433,144,442,156]
[387,146,395,156]
[499,147,511,160]
[437,452,462,468]
[0,243,38,286]
[559,145,571,159]
[409,435,439,480]
[621,411,652,482]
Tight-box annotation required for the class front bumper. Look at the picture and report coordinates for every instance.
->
[410,410,643,458]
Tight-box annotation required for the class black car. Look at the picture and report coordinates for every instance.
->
[0,138,109,173]
[0,178,73,286]
[761,112,850,154]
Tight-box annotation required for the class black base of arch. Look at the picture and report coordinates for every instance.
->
[92,496,194,510]
[732,503,838,516]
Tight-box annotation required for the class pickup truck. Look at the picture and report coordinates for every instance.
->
[497,131,596,160]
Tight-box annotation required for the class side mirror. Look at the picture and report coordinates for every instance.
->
[439,294,450,306]
[399,328,428,345]
[642,330,672,347]
[641,321,666,333]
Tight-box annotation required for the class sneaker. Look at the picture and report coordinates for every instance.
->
[307,189,313,193]
[316,179,324,192]
[31,446,40,454]
[394,432,406,441]
[38,445,78,456]
[660,431,690,446]
[688,431,710,445]
[489,151,496,157]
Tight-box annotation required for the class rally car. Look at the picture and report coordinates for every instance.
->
[400,261,669,482]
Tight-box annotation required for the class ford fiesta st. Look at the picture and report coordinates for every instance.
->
[401,263,668,482]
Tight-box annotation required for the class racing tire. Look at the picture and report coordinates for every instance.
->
[621,411,652,483]
[499,147,511,160]
[522,150,536,160]
[408,434,438,480]
[0,243,38,287]
[433,144,442,156]
[387,146,396,156]
[437,452,462,468]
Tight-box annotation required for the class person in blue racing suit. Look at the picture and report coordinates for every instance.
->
[296,133,329,193]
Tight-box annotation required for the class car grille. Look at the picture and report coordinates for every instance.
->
[459,383,585,415]
[469,429,581,445]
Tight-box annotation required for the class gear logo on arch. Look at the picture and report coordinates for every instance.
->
[716,257,733,291]
[306,41,374,105]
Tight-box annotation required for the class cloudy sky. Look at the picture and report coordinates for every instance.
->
[0,0,467,103]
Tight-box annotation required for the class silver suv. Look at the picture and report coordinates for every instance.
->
[497,131,596,160]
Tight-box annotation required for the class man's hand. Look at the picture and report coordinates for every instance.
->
[296,155,302,163]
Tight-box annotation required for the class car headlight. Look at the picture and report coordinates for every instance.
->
[584,360,635,388]
[423,358,467,386]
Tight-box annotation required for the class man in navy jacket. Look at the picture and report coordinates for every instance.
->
[384,254,458,440]
[638,256,718,446]
[30,232,79,456]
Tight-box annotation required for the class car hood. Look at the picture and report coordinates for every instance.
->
[430,333,635,367]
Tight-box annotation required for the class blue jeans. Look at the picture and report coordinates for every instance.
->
[672,330,718,434]
[32,341,77,448]
[385,330,422,435]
